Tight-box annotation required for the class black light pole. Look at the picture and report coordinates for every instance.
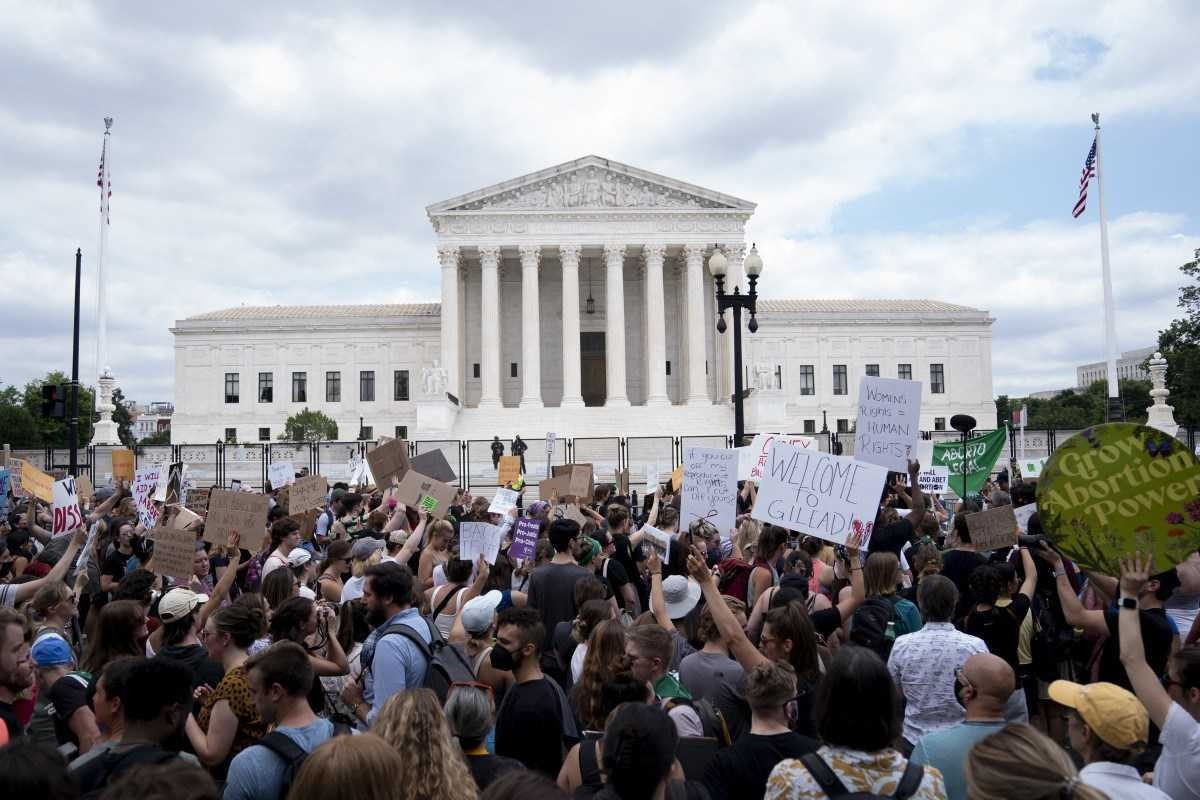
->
[950,414,977,499]
[710,244,764,448]
[69,248,82,477]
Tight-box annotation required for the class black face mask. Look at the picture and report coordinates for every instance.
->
[490,643,519,672]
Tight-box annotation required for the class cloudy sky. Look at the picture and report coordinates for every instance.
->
[1,1,1197,407]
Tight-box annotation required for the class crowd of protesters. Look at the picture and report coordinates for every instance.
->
[1,453,1199,800]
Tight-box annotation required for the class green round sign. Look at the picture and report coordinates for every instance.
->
[1037,423,1200,575]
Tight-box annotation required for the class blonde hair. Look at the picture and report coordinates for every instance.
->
[735,518,761,555]
[370,688,478,800]
[966,723,1107,800]
[351,548,383,579]
[290,733,402,800]
[863,552,901,597]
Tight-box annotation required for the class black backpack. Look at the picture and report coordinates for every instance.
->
[799,752,924,799]
[662,696,733,747]
[256,722,353,799]
[361,615,475,702]
[79,746,181,800]
[849,596,900,660]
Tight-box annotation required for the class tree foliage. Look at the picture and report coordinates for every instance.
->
[996,379,1152,430]
[1157,249,1200,427]
[0,374,137,448]
[281,408,338,442]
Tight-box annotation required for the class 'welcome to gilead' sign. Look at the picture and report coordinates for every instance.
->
[1037,423,1200,575]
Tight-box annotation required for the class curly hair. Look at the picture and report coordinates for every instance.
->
[969,564,1004,607]
[573,619,629,730]
[370,688,477,800]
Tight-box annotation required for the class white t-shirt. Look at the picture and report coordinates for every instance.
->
[1155,702,1200,800]
[299,585,316,601]
[261,551,289,579]
[341,575,366,603]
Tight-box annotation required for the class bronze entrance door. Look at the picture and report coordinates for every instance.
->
[580,332,606,407]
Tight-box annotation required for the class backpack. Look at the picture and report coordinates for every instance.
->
[799,752,924,799]
[849,596,900,661]
[79,746,180,800]
[662,696,732,747]
[256,722,353,800]
[245,548,272,593]
[361,615,475,702]
[715,558,754,603]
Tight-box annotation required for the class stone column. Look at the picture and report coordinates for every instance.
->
[717,244,745,404]
[518,245,543,409]
[437,246,461,401]
[643,245,669,406]
[683,244,710,404]
[478,245,502,408]
[604,243,631,407]
[559,245,584,408]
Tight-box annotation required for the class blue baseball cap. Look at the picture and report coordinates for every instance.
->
[31,635,75,668]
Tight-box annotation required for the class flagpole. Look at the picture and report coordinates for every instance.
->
[1093,112,1123,421]
[91,116,121,446]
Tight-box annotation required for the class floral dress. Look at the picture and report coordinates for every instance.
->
[765,746,946,800]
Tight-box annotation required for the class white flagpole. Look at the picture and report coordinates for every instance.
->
[91,116,121,447]
[1092,112,1122,420]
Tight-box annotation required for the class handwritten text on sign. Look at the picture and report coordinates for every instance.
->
[132,466,161,529]
[459,522,504,565]
[854,376,922,472]
[752,442,888,547]
[52,477,84,536]
[509,518,540,561]
[681,447,738,539]
[741,434,817,482]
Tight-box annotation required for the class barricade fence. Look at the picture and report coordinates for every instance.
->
[8,426,1197,497]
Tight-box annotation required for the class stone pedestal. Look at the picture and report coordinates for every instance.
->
[416,400,460,437]
[744,390,790,434]
[1146,351,1178,437]
[90,370,122,445]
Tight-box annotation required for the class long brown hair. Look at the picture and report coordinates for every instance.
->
[572,619,628,730]
[82,600,144,674]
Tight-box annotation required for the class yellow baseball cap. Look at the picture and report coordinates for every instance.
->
[1048,680,1149,750]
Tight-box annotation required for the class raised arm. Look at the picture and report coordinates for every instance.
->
[10,527,88,606]
[687,545,767,671]
[832,533,866,622]
[1017,547,1037,599]
[395,512,429,565]
[1118,552,1174,728]
[1036,543,1106,637]
[646,550,673,631]
[198,532,242,629]
[906,459,926,528]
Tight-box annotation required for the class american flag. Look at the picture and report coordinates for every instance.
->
[97,133,111,225]
[1072,136,1096,218]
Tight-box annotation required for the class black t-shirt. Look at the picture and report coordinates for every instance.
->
[704,731,819,800]
[47,672,92,747]
[940,549,988,620]
[157,644,224,697]
[494,676,578,777]
[101,549,130,584]
[598,557,630,601]
[963,594,1031,671]
[869,517,915,557]
[0,699,24,741]
[466,752,525,791]
[808,606,842,639]
[1099,607,1177,689]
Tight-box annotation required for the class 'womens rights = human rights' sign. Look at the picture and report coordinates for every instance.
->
[752,441,888,547]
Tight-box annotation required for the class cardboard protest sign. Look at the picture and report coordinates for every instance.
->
[670,466,684,492]
[614,469,630,496]
[642,524,672,562]
[267,461,296,489]
[1019,456,1049,479]
[410,449,457,484]
[149,525,197,581]
[365,439,410,488]
[185,488,211,515]
[1013,503,1037,534]
[489,488,519,515]
[52,477,84,536]
[132,466,161,529]
[741,434,818,482]
[538,474,572,502]
[932,428,1007,496]
[19,461,55,503]
[510,517,540,561]
[169,506,203,530]
[1038,423,1200,574]
[7,459,25,499]
[854,377,922,472]
[459,522,504,565]
[289,508,320,541]
[394,471,456,519]
[964,505,1019,551]
[75,473,94,506]
[205,489,269,550]
[550,503,587,526]
[553,463,594,498]
[681,447,738,539]
[111,450,135,483]
[498,456,522,486]
[289,475,328,512]
[751,441,888,547]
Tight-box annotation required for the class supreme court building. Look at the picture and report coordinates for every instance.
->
[170,156,996,443]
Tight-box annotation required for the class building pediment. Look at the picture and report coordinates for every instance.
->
[427,155,755,215]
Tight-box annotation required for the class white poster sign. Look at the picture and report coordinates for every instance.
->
[642,524,672,562]
[458,521,504,565]
[132,466,161,529]
[1014,503,1037,534]
[1019,456,1049,478]
[52,477,84,537]
[752,441,888,547]
[488,488,519,515]
[854,376,922,472]
[681,447,738,539]
[268,461,297,489]
[741,434,818,481]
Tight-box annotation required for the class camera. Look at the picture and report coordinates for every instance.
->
[1018,534,1048,549]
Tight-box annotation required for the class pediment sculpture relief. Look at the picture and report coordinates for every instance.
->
[453,166,730,211]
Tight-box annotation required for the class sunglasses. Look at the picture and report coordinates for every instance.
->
[449,680,494,701]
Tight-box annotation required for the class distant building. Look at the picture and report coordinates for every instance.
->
[1028,388,1072,400]
[131,401,174,441]
[1076,346,1156,387]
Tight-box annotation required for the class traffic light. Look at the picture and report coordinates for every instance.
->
[41,383,66,419]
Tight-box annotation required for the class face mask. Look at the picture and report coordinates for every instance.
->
[490,644,519,672]
[952,677,968,708]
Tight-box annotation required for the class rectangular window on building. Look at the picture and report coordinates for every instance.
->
[258,427,270,441]
[360,370,375,402]
[898,363,912,380]
[258,372,273,403]
[395,425,408,440]
[394,370,410,401]
[833,365,848,395]
[798,365,815,395]
[837,418,849,433]
[803,419,816,434]
[291,372,307,403]
[473,363,480,379]
[666,361,671,376]
[930,363,945,394]
[360,425,373,441]
[510,363,518,378]
[224,373,239,404]
[326,371,341,403]
[865,364,880,377]
[224,427,237,443]
[934,417,946,431]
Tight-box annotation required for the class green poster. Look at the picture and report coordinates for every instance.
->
[1038,424,1200,575]
[932,428,1008,497]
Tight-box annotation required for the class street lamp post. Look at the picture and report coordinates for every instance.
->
[709,243,764,448]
